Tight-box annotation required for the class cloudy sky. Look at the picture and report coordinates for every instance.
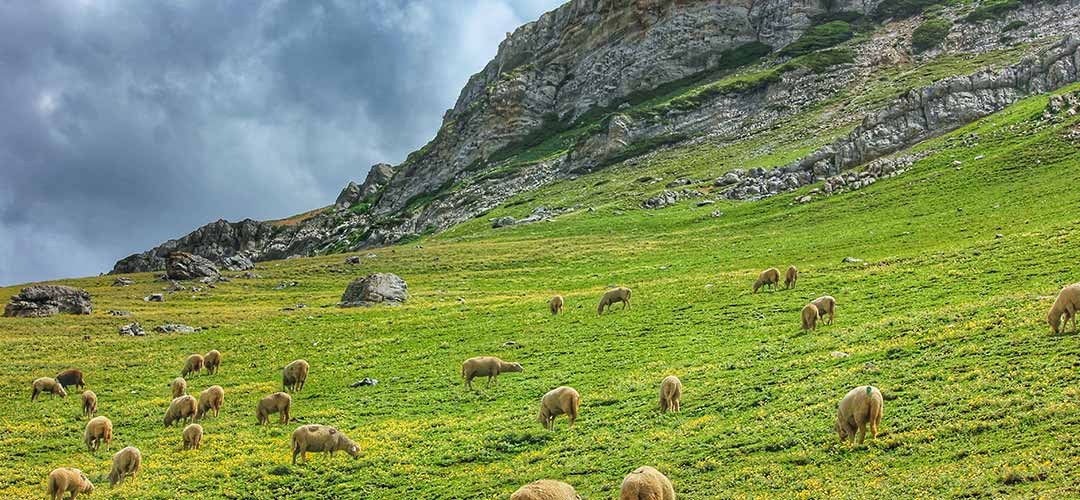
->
[0,0,562,286]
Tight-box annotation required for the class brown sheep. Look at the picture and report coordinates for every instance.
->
[1047,283,1080,334]
[182,354,204,377]
[619,466,675,500]
[108,446,141,487]
[752,268,781,293]
[165,395,198,427]
[549,295,564,315]
[659,375,682,413]
[183,423,203,450]
[538,386,580,431]
[46,467,93,500]
[256,392,293,425]
[170,377,187,399]
[835,385,884,445]
[461,356,524,390]
[81,391,97,418]
[196,385,224,420]
[801,303,820,331]
[812,295,837,325]
[84,415,113,452]
[511,479,580,500]
[785,265,798,289]
[597,287,632,315]
[55,369,85,390]
[31,377,67,401]
[204,349,222,375]
[283,359,310,392]
[290,424,360,464]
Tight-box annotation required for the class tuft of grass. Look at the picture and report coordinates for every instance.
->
[779,21,855,57]
[964,0,1023,23]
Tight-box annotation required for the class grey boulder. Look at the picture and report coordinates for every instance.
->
[340,273,408,307]
[166,252,221,280]
[3,285,92,318]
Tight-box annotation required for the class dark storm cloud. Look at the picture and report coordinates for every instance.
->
[0,0,562,285]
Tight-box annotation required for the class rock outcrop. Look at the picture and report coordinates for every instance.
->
[340,273,408,307]
[3,285,92,318]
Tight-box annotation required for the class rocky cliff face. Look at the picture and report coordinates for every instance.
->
[111,0,1080,275]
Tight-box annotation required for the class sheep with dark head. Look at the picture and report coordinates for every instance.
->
[55,369,85,390]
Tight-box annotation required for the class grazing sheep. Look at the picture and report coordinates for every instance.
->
[597,287,632,315]
[619,466,675,500]
[835,385,884,445]
[182,354,204,377]
[1047,284,1080,334]
[659,375,682,413]
[801,303,820,331]
[282,359,310,392]
[204,349,222,375]
[108,446,141,486]
[256,392,293,425]
[290,424,360,465]
[549,295,564,315]
[81,391,97,418]
[196,385,224,420]
[31,377,67,401]
[183,423,203,450]
[55,369,85,390]
[461,356,524,390]
[170,377,187,399]
[84,415,113,452]
[752,268,781,293]
[538,386,580,431]
[511,479,580,500]
[811,295,837,325]
[46,467,93,500]
[164,395,198,427]
[785,265,798,289]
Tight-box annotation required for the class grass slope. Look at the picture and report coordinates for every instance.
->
[3,86,1080,499]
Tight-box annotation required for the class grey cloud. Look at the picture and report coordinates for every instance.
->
[0,0,562,285]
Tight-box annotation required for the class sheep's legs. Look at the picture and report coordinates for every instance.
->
[856,422,867,444]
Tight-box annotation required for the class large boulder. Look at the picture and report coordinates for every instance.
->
[334,181,362,210]
[221,254,255,272]
[3,285,92,318]
[165,252,220,281]
[360,163,394,198]
[340,273,408,307]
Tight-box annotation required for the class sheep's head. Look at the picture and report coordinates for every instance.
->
[80,473,94,493]
[1048,311,1061,334]
[752,280,761,293]
[346,442,360,459]
[56,385,68,398]
[507,363,523,373]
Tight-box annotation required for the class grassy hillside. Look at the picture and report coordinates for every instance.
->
[3,85,1080,499]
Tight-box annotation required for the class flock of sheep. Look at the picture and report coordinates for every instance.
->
[28,263,1080,499]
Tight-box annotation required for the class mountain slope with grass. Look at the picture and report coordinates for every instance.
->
[5,79,1080,498]
[7,0,1080,498]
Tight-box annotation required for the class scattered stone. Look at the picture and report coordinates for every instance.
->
[636,176,660,183]
[273,282,299,290]
[665,178,692,188]
[237,271,261,279]
[164,282,186,292]
[831,351,850,358]
[864,362,878,371]
[107,310,131,316]
[796,195,813,204]
[501,341,520,348]
[3,285,93,318]
[345,256,362,264]
[165,252,221,281]
[112,277,135,287]
[366,253,377,258]
[144,293,165,302]
[642,189,701,209]
[974,155,985,161]
[491,216,517,228]
[841,257,864,264]
[339,273,409,307]
[153,324,197,334]
[349,378,379,387]
[710,211,724,218]
[696,199,715,207]
[995,233,1004,239]
[119,322,146,336]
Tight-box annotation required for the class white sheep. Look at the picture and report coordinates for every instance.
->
[1048,283,1080,333]
[183,423,203,450]
[290,424,360,464]
[619,466,674,500]
[46,467,93,500]
[84,415,112,452]
[256,392,292,425]
[538,386,580,431]
[283,359,309,392]
[511,479,580,500]
[461,356,523,390]
[659,375,682,413]
[108,446,141,486]
[812,295,836,325]
[835,385,884,444]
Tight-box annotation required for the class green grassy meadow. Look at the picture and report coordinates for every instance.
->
[3,85,1080,499]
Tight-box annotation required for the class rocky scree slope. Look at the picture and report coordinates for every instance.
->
[112,0,1080,274]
